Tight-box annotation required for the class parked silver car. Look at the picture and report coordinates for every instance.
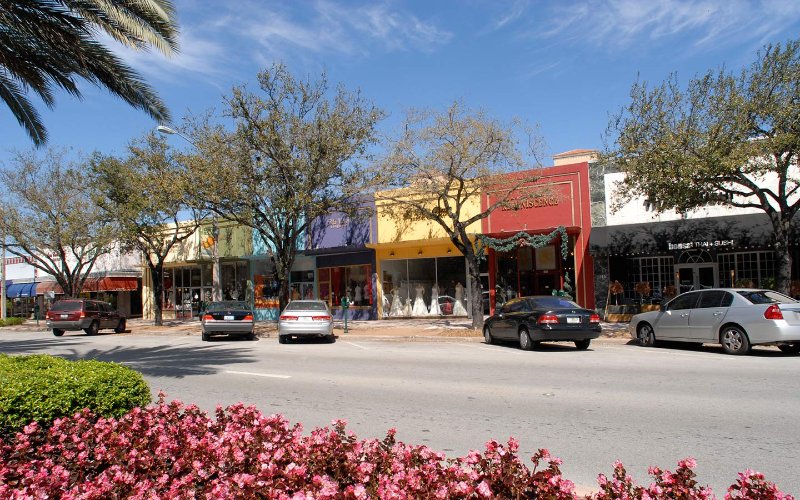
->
[278,300,334,344]
[201,301,255,341]
[629,288,800,355]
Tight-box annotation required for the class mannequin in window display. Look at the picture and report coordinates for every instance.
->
[389,287,404,317]
[411,283,428,316]
[428,282,441,316]
[354,282,362,305]
[453,282,468,316]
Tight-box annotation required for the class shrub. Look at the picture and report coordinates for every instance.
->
[0,354,150,436]
[0,317,24,327]
[0,397,793,499]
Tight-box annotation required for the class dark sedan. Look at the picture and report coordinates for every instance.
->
[201,301,256,341]
[483,296,601,350]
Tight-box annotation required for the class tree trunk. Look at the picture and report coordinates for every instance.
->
[465,250,484,331]
[151,261,165,326]
[770,213,792,295]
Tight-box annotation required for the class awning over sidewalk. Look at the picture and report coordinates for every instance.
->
[81,276,138,292]
[6,282,37,298]
[36,281,64,295]
[589,213,797,256]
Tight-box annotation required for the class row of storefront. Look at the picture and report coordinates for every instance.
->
[7,151,795,321]
[137,160,597,321]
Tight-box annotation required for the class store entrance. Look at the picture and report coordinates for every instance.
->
[675,264,716,294]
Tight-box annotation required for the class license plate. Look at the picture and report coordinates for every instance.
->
[224,315,234,321]
[61,314,68,319]
[567,316,581,324]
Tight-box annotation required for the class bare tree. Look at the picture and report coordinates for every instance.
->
[0,148,114,296]
[375,102,547,330]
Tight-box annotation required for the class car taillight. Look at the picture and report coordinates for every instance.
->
[312,315,331,321]
[280,315,299,321]
[538,314,559,325]
[79,311,86,319]
[589,314,601,323]
[764,304,784,320]
[243,314,253,321]
[203,314,214,321]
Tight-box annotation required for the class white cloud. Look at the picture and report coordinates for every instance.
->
[491,0,531,30]
[533,0,800,52]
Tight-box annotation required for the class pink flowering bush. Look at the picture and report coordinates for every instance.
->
[0,396,794,499]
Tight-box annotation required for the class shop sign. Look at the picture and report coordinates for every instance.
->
[501,195,560,211]
[668,240,734,250]
[327,217,348,228]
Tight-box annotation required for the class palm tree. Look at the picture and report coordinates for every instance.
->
[0,0,179,145]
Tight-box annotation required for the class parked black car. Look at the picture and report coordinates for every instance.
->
[45,299,127,337]
[483,296,601,350]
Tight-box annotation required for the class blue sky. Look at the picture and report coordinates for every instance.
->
[3,0,800,166]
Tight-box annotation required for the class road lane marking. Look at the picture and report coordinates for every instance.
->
[343,341,367,350]
[224,370,291,379]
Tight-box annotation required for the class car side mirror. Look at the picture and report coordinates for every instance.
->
[660,304,666,312]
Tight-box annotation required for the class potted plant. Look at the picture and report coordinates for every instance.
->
[605,281,626,321]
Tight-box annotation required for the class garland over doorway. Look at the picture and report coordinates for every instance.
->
[475,226,573,297]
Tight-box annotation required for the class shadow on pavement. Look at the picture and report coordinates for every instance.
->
[0,338,259,378]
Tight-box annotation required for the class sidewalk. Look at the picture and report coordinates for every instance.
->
[1,316,633,342]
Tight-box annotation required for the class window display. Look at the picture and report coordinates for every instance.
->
[380,256,467,317]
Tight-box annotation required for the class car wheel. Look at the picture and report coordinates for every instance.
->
[720,325,750,355]
[52,329,65,337]
[519,328,533,351]
[483,326,494,345]
[246,332,256,341]
[202,331,209,341]
[778,343,800,354]
[114,319,126,334]
[574,339,591,350]
[278,335,288,344]
[326,334,336,343]
[84,321,99,336]
[636,323,656,347]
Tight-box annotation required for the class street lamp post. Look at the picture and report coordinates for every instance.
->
[156,125,221,303]
[1,231,6,320]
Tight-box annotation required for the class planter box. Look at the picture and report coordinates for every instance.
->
[640,305,661,312]
[605,313,634,323]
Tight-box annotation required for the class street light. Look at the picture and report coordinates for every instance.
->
[156,125,221,303]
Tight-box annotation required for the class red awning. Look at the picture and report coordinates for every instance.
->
[37,281,64,295]
[81,277,138,292]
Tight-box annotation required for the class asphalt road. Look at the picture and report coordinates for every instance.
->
[1,330,798,495]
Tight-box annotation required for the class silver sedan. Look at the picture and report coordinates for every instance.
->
[201,301,256,341]
[629,288,800,355]
[278,300,334,344]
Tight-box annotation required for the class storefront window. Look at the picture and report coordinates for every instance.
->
[319,264,372,308]
[290,270,316,300]
[381,257,467,317]
[252,259,279,310]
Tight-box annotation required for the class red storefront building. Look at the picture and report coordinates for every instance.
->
[481,159,595,312]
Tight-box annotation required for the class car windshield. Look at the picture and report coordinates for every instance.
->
[284,300,327,311]
[737,290,797,305]
[529,297,580,309]
[206,301,249,311]
[50,300,82,312]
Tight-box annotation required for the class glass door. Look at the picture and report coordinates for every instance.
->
[675,264,717,294]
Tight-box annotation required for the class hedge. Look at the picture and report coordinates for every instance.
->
[0,397,791,499]
[0,354,151,436]
[0,317,24,327]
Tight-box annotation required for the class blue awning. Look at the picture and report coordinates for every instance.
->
[6,282,37,298]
